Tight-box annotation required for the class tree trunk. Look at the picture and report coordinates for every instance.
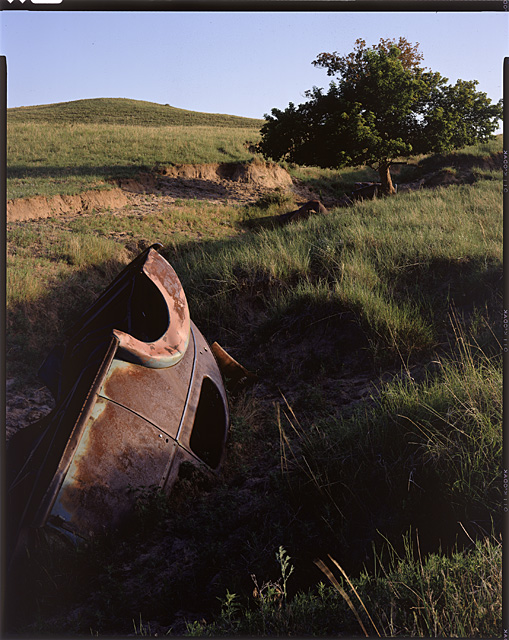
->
[378,162,396,196]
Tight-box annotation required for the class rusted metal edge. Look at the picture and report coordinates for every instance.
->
[210,342,258,390]
[32,335,121,529]
[113,248,191,369]
[174,323,199,444]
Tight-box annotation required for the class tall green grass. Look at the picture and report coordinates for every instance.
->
[7,121,261,199]
[7,99,502,203]
[279,317,502,546]
[8,175,500,383]
[191,534,501,637]
[171,178,502,361]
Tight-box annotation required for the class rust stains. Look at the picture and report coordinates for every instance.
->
[113,249,191,369]
[53,399,175,536]
[7,244,230,555]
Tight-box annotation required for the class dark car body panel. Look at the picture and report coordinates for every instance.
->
[7,245,229,562]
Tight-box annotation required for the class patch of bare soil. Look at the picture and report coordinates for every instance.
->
[6,188,132,223]
[5,379,55,441]
[7,162,303,224]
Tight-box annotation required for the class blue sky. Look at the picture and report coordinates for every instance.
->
[1,10,507,124]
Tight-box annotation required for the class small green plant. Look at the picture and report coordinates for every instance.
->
[132,614,152,636]
[275,545,294,603]
[214,591,242,635]
[253,190,293,210]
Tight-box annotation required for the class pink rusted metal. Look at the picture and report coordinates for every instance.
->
[113,249,191,368]
[7,245,229,557]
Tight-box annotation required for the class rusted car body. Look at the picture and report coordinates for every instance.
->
[7,244,229,563]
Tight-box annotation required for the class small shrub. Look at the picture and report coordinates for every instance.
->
[253,190,293,210]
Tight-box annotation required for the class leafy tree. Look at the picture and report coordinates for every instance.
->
[258,38,502,195]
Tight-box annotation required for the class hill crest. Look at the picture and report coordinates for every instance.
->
[7,97,264,129]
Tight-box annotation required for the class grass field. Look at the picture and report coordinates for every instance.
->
[5,100,503,637]
[7,98,265,128]
[7,98,263,199]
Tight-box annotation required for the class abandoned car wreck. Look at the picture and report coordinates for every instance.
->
[7,244,230,569]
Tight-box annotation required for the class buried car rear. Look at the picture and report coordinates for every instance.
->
[7,244,229,566]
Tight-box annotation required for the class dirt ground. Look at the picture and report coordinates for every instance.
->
[6,161,316,223]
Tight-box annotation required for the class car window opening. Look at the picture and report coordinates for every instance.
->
[126,273,170,343]
[189,377,227,469]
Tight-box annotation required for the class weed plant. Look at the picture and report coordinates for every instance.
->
[190,535,501,637]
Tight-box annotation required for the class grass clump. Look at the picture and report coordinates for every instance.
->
[278,319,502,565]
[252,189,294,210]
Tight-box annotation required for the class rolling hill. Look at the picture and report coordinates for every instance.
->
[7,97,265,129]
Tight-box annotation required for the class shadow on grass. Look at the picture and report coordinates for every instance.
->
[7,164,148,181]
[7,256,130,386]
[239,213,285,230]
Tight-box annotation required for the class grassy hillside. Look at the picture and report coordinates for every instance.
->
[6,142,503,636]
[7,98,265,128]
[7,98,263,199]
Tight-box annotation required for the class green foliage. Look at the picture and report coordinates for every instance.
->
[258,38,502,194]
[365,533,502,637]
[185,535,501,637]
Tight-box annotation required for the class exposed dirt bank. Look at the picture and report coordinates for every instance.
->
[156,161,293,188]
[7,188,132,223]
[8,153,501,223]
[7,162,297,223]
